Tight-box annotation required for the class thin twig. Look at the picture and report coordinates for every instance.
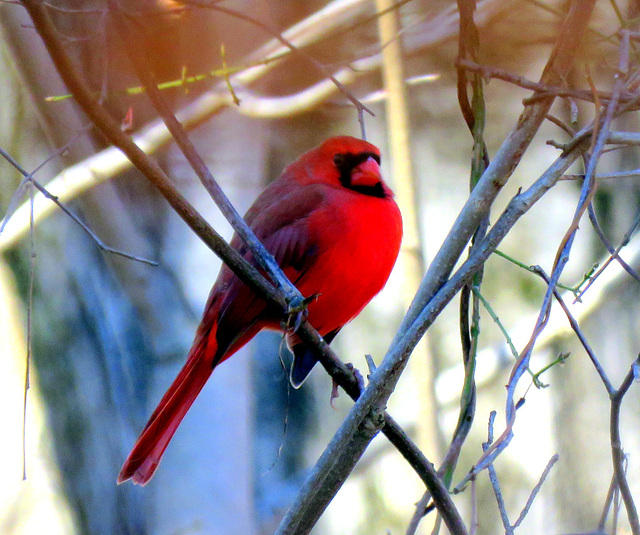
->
[609,355,640,535]
[406,492,433,535]
[173,0,375,122]
[0,147,158,266]
[598,471,619,531]
[469,476,478,535]
[437,226,640,410]
[483,411,513,534]
[22,180,35,481]
[532,266,614,395]
[512,454,559,529]
[613,467,622,535]
[473,287,545,384]
[457,58,639,107]
[546,113,577,136]
[577,202,640,298]
[493,248,592,296]
[561,168,640,180]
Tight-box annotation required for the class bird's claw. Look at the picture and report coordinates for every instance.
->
[330,363,365,409]
[284,293,320,333]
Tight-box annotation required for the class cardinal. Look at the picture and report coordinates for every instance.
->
[118,136,403,485]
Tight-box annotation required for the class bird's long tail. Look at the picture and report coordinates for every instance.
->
[117,326,218,486]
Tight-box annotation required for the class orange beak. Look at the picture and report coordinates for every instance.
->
[350,156,382,187]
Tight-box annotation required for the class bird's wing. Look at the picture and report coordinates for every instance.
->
[210,184,327,359]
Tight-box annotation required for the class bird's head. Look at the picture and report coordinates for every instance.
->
[286,136,391,199]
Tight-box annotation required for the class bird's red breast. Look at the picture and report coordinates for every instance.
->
[118,135,403,485]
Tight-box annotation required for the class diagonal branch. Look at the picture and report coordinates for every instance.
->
[108,0,305,310]
[391,0,598,350]
[531,267,614,395]
[0,146,157,266]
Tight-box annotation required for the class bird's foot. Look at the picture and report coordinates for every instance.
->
[284,293,320,333]
[330,363,365,409]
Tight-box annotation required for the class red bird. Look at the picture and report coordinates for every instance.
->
[118,136,403,485]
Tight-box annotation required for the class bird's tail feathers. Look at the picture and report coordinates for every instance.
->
[117,325,218,486]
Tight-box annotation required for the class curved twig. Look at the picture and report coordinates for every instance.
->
[610,356,640,535]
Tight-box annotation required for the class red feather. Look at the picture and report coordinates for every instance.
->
[118,136,403,485]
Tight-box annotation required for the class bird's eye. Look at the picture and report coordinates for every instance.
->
[333,154,346,168]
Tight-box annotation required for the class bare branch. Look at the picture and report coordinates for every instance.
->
[512,454,559,529]
[598,471,620,532]
[457,58,639,107]
[108,0,305,310]
[483,412,512,535]
[22,180,35,481]
[610,356,640,535]
[532,267,614,395]
[0,147,158,266]
[582,202,640,292]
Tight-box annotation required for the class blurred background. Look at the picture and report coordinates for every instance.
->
[0,0,639,533]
